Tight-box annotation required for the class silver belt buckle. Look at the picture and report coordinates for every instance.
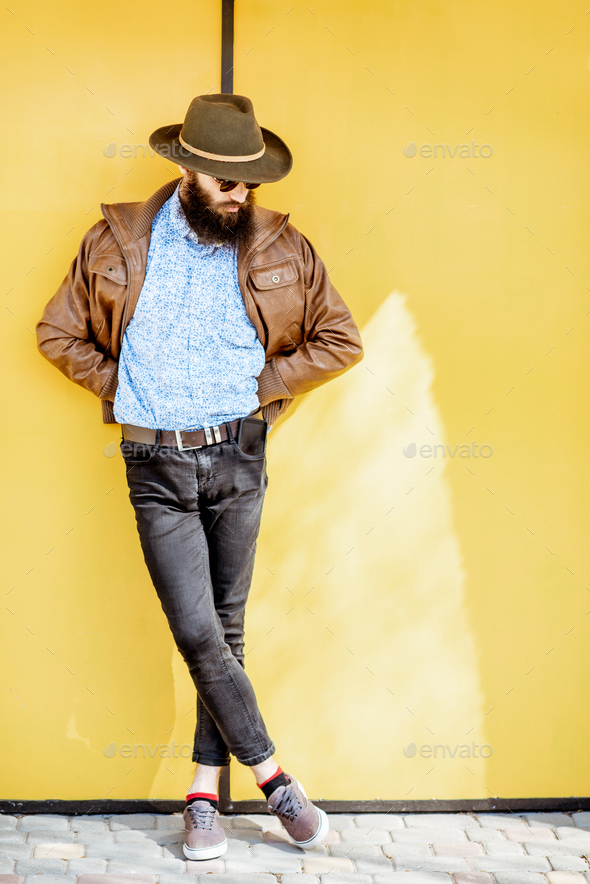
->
[174,428,203,451]
[175,425,223,451]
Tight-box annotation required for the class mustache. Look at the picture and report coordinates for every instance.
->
[185,185,250,211]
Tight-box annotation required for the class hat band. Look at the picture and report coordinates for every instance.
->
[178,133,266,163]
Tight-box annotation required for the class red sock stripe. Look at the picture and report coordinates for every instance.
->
[256,765,283,789]
[186,791,219,802]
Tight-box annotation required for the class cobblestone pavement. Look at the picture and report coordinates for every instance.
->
[1,810,590,884]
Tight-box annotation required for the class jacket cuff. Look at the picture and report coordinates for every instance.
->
[261,398,293,426]
[101,399,118,423]
[256,358,292,407]
[99,361,119,401]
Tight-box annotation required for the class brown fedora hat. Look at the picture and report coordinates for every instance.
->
[149,94,293,184]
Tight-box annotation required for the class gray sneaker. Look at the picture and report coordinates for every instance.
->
[182,800,228,860]
[267,772,329,849]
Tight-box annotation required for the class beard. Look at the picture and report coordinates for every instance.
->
[178,173,257,248]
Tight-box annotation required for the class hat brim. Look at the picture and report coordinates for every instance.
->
[148,124,293,183]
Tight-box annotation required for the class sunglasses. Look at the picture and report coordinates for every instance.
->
[212,177,261,193]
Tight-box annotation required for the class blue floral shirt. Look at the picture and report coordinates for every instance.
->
[113,184,266,430]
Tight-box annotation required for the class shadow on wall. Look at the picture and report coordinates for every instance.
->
[253,292,486,798]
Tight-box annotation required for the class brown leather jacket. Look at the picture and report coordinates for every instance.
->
[36,178,363,426]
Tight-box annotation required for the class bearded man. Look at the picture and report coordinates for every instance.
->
[36,93,363,860]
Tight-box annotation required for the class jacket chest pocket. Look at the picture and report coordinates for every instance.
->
[89,253,128,286]
[249,259,299,292]
[249,259,305,346]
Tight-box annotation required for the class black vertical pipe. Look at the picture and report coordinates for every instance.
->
[221,0,234,93]
[219,764,231,812]
[218,0,235,813]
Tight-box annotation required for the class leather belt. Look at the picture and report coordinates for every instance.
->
[122,419,243,451]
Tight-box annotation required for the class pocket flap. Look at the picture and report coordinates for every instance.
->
[249,260,299,290]
[89,253,128,285]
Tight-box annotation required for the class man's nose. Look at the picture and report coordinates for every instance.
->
[230,183,248,203]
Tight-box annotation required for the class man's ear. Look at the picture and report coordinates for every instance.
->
[178,164,189,176]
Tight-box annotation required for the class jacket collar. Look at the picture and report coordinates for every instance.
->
[100,177,290,256]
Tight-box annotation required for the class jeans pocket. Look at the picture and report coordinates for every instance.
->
[230,438,267,462]
[120,440,155,463]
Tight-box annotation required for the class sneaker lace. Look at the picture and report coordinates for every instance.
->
[271,785,303,823]
[187,803,216,831]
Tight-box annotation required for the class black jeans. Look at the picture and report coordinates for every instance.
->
[120,432,276,767]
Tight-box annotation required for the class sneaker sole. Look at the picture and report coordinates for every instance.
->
[286,779,330,850]
[182,839,228,860]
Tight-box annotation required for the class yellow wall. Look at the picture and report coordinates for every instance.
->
[2,0,590,802]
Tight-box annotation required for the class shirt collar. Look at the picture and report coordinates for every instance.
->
[167,183,222,255]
